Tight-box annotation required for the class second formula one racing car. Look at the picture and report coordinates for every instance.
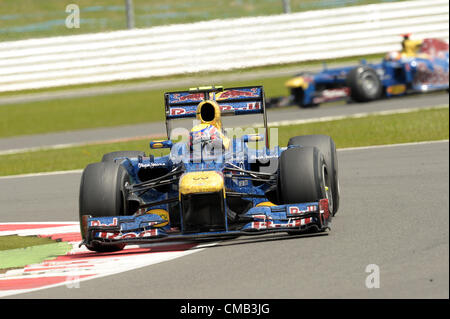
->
[269,38,449,108]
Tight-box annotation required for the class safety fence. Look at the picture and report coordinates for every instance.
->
[0,0,448,92]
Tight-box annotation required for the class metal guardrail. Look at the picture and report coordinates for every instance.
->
[0,0,448,92]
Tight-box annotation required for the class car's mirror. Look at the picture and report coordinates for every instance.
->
[150,140,173,149]
[242,134,264,143]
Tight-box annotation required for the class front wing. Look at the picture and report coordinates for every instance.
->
[81,199,331,247]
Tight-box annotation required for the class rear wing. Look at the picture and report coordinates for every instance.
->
[164,86,266,119]
[419,38,449,58]
[163,85,269,148]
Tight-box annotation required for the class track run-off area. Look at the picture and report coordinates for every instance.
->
[0,140,448,298]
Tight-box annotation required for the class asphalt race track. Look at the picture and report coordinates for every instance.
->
[1,140,448,298]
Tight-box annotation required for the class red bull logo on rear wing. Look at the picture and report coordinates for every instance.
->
[165,86,265,119]
[215,87,260,100]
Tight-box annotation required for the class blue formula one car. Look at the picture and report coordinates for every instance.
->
[79,86,339,252]
[270,38,449,108]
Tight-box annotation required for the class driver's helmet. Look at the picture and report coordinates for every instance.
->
[385,51,402,61]
[189,123,225,153]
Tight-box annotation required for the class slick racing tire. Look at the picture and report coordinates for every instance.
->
[277,146,330,207]
[346,66,382,102]
[288,135,339,215]
[102,151,145,163]
[79,161,131,252]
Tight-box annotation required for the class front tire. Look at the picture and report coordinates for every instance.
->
[277,146,327,204]
[79,161,130,252]
[291,87,319,108]
[288,135,339,215]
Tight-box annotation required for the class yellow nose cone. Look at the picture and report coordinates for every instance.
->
[285,77,309,89]
[179,171,225,196]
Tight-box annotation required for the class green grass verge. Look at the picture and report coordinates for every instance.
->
[1,88,166,138]
[0,235,72,271]
[0,107,447,176]
[0,235,55,251]
[0,239,72,270]
[0,137,166,176]
[276,107,449,149]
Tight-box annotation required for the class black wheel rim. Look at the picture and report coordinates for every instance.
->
[360,72,379,96]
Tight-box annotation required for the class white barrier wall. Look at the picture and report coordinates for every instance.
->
[0,0,448,92]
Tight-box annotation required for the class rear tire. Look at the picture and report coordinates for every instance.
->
[288,135,339,215]
[346,66,382,102]
[79,162,130,252]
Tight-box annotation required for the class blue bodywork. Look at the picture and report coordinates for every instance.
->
[82,86,331,247]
